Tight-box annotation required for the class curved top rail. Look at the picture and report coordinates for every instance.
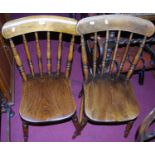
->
[2,15,78,38]
[76,15,155,37]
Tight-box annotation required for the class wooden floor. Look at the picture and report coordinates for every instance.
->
[84,77,140,122]
[19,74,76,123]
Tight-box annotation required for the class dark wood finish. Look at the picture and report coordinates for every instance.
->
[124,120,134,138]
[20,75,76,122]
[22,121,28,142]
[75,15,155,138]
[2,15,79,141]
[93,32,97,77]
[0,14,14,103]
[0,14,14,141]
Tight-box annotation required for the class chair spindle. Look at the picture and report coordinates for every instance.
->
[101,30,109,74]
[126,36,147,80]
[110,30,121,74]
[9,39,27,81]
[22,35,35,77]
[35,32,43,77]
[56,33,62,76]
[81,35,89,81]
[93,32,97,77]
[65,35,75,78]
[46,31,52,76]
[116,33,133,78]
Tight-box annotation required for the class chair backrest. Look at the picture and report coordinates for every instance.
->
[76,15,155,81]
[2,15,78,81]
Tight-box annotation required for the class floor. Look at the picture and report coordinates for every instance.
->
[1,13,155,142]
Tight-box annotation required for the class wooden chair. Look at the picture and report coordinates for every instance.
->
[73,15,155,138]
[2,15,79,141]
[136,107,155,141]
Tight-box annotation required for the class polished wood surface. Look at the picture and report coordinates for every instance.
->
[76,15,155,37]
[20,74,76,122]
[2,15,78,39]
[84,77,139,122]
[2,15,79,141]
[74,15,155,138]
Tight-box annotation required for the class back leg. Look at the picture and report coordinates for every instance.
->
[22,120,29,142]
[124,120,134,138]
[72,97,88,139]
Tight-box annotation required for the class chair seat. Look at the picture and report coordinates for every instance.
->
[19,75,76,123]
[84,77,140,122]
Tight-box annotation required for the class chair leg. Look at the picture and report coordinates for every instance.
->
[74,116,88,139]
[138,70,144,85]
[124,120,134,138]
[22,121,28,142]
[72,113,80,131]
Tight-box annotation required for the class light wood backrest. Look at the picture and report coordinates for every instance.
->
[2,15,77,38]
[2,15,78,81]
[77,15,154,36]
[76,15,155,81]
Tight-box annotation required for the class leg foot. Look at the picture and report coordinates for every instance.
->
[22,121,28,142]
[72,116,88,139]
[124,120,134,138]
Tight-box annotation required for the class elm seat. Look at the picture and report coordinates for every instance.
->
[20,75,76,123]
[2,15,79,141]
[84,77,140,122]
[73,14,155,139]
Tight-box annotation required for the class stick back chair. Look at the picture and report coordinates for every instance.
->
[73,15,155,138]
[2,15,79,141]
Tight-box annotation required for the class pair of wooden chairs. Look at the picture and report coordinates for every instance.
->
[2,15,155,141]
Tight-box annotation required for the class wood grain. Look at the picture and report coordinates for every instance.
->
[19,74,76,122]
[2,15,78,39]
[84,77,140,122]
[76,15,155,37]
